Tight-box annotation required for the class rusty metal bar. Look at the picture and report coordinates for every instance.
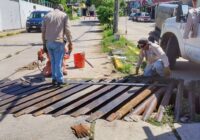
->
[52,80,127,117]
[0,79,10,85]
[13,84,91,117]
[195,94,200,114]
[156,82,176,122]
[124,92,157,121]
[174,80,184,122]
[33,85,103,116]
[188,81,195,121]
[142,88,166,121]
[0,82,49,101]
[198,95,200,114]
[20,84,101,116]
[66,81,166,87]
[106,82,158,121]
[0,79,19,89]
[86,86,142,122]
[70,85,130,117]
[52,85,118,117]
[0,83,32,98]
[0,84,54,111]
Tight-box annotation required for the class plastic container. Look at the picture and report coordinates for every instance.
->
[74,52,85,68]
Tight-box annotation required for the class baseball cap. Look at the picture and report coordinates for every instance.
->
[137,38,148,48]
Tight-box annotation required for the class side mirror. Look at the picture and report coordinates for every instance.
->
[181,5,189,16]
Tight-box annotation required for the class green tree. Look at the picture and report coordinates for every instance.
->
[96,0,114,28]
[91,0,104,7]
[48,0,60,5]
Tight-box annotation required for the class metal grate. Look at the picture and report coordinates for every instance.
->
[0,77,179,122]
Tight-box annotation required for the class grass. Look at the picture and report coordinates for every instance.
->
[101,28,139,74]
[71,16,80,20]
[147,105,174,127]
[0,30,24,38]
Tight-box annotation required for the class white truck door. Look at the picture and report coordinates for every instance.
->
[182,18,200,63]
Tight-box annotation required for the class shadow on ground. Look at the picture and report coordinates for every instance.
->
[0,74,45,122]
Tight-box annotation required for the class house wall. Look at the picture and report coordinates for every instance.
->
[0,0,21,31]
[0,0,53,31]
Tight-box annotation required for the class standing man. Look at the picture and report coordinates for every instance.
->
[135,38,171,77]
[42,4,72,86]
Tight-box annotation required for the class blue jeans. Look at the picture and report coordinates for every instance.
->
[47,41,65,83]
[143,60,164,77]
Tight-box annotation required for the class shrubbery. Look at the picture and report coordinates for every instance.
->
[96,0,114,28]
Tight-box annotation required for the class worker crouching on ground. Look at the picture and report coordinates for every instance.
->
[135,38,171,77]
[42,4,72,87]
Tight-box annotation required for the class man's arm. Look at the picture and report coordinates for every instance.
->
[41,18,46,44]
[135,50,144,74]
[41,17,48,52]
[64,16,72,51]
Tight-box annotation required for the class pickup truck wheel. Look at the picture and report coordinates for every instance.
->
[166,37,178,69]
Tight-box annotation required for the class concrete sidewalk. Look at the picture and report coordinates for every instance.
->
[0,29,26,38]
[0,18,121,80]
[0,115,178,140]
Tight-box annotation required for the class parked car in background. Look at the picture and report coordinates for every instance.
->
[132,12,141,21]
[133,12,151,22]
[26,11,49,32]
[128,13,136,20]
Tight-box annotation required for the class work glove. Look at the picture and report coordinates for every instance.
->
[164,67,171,77]
[135,67,139,75]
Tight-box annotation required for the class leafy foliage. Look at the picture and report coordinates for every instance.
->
[96,0,114,28]
[101,29,139,74]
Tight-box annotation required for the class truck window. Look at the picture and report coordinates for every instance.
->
[155,4,178,31]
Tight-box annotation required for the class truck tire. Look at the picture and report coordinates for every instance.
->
[165,37,178,69]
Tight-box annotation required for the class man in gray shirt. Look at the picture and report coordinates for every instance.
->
[42,4,72,86]
[135,38,171,77]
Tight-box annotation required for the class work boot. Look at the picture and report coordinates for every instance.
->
[57,82,68,87]
[52,79,57,86]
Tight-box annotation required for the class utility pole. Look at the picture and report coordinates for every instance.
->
[113,0,119,34]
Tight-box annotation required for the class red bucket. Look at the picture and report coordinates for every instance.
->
[74,52,85,68]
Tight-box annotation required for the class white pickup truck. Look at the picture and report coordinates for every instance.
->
[160,4,200,69]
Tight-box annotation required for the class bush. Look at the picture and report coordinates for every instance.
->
[101,29,139,74]
[96,0,114,28]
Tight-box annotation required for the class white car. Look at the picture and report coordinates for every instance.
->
[137,12,151,22]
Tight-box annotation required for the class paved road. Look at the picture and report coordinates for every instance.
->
[119,17,200,82]
[0,18,116,80]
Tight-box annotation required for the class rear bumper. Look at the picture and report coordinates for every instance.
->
[26,24,41,30]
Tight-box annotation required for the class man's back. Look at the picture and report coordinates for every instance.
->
[42,9,68,42]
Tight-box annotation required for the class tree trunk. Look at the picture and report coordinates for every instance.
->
[113,0,119,34]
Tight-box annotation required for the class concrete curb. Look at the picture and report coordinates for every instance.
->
[0,29,26,38]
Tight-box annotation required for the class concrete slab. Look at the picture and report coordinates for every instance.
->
[174,123,200,140]
[94,119,176,140]
[0,115,89,140]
